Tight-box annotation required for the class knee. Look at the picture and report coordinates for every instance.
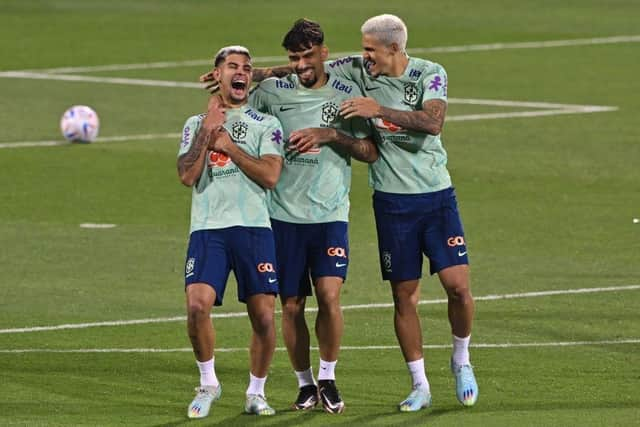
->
[392,285,419,313]
[187,298,211,323]
[444,282,473,305]
[281,298,305,321]
[317,289,341,314]
[252,311,275,336]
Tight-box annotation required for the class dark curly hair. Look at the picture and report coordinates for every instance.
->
[282,18,324,52]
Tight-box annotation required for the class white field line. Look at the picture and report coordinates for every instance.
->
[0,132,180,149]
[0,98,617,149]
[447,107,617,122]
[0,71,202,88]
[3,35,639,75]
[1,339,639,354]
[1,285,638,335]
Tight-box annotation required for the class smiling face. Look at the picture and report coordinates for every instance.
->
[287,44,328,88]
[213,53,252,105]
[361,33,398,77]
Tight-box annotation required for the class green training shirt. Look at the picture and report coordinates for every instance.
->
[249,73,370,223]
[326,55,451,194]
[178,106,284,233]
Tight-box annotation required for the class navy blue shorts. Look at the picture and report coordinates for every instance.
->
[184,227,279,306]
[271,219,348,299]
[373,187,469,281]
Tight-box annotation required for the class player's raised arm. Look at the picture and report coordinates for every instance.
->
[177,96,226,186]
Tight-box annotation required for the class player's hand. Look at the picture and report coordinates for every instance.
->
[203,95,226,149]
[288,128,337,153]
[340,97,382,119]
[199,69,220,93]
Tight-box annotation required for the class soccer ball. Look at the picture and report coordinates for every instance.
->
[60,105,100,143]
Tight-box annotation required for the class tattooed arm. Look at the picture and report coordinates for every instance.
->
[177,96,226,186]
[177,126,214,187]
[289,128,378,163]
[251,65,294,82]
[340,98,447,135]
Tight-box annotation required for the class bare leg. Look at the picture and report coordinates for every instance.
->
[186,283,217,361]
[280,295,311,371]
[438,265,474,338]
[246,293,277,377]
[391,279,423,362]
[314,276,343,362]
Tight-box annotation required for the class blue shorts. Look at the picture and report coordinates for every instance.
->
[184,227,279,306]
[373,187,469,281]
[271,219,348,299]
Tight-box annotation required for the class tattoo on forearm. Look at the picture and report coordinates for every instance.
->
[177,130,210,176]
[335,132,376,162]
[380,100,447,135]
[350,140,375,161]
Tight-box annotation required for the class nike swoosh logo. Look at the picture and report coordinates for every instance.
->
[335,262,347,267]
[268,278,277,283]
[365,86,380,91]
[279,106,295,112]
[458,251,467,257]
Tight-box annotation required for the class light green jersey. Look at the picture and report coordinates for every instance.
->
[249,73,370,223]
[177,106,284,233]
[326,55,451,194]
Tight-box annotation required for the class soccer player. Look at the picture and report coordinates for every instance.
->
[248,19,378,413]
[330,14,479,411]
[177,46,284,418]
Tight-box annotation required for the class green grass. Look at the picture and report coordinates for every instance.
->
[1,0,639,425]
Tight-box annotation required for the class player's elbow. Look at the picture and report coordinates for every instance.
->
[262,171,280,189]
[427,123,443,135]
[179,171,196,187]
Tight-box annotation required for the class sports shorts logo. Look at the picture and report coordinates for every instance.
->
[208,151,231,168]
[321,102,339,124]
[257,262,275,273]
[231,121,248,141]
[327,247,347,258]
[404,83,418,104]
[447,236,466,247]
[185,257,195,277]
[382,251,392,272]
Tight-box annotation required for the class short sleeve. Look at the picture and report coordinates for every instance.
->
[421,64,448,103]
[324,56,361,81]
[260,117,285,158]
[177,115,203,157]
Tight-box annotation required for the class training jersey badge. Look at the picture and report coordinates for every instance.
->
[321,102,339,124]
[231,121,248,141]
[404,83,419,104]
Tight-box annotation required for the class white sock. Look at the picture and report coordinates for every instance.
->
[246,372,267,396]
[318,358,337,381]
[295,367,316,388]
[196,358,219,387]
[407,358,430,391]
[452,334,471,367]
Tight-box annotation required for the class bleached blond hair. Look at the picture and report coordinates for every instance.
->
[361,14,408,51]
[214,45,251,67]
